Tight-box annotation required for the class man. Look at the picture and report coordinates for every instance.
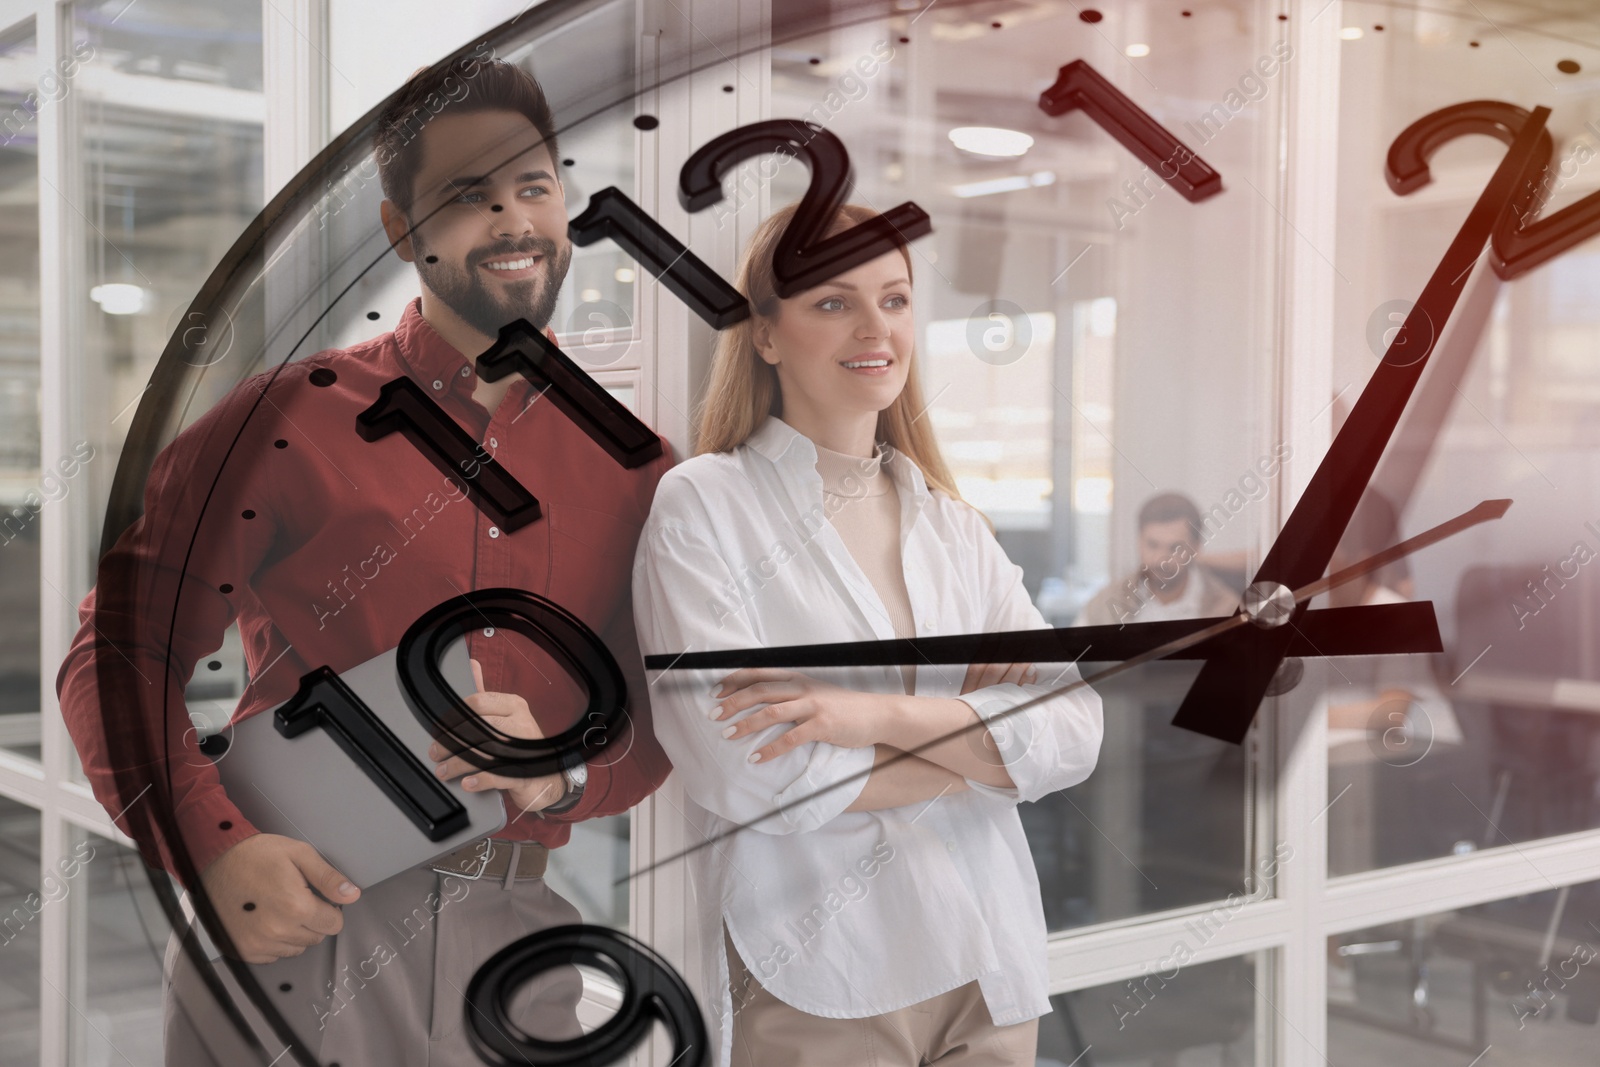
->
[1076,492,1238,625]
[56,57,672,1065]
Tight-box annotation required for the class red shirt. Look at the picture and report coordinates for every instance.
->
[57,300,674,885]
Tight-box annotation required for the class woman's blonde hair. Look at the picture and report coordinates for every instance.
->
[695,201,964,503]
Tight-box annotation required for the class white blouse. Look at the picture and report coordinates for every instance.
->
[632,417,1103,1061]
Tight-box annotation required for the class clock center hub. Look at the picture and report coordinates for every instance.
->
[1240,581,1296,629]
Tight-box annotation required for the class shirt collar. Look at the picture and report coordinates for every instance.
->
[746,415,931,512]
[392,298,479,400]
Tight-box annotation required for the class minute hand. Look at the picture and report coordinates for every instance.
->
[1169,105,1552,744]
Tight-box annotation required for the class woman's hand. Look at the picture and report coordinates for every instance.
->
[427,659,568,819]
[959,661,1038,695]
[713,668,899,763]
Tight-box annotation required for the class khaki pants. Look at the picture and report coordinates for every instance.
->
[163,863,584,1066]
[726,930,1039,1067]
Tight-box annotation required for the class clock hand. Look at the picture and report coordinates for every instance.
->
[631,498,1509,884]
[1167,104,1552,744]
[645,497,1503,672]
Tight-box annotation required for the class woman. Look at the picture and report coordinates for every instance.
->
[633,202,1103,1067]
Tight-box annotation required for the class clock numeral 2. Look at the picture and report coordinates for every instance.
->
[680,120,933,299]
[356,375,542,531]
[275,665,469,841]
[1387,98,1600,280]
[1037,60,1223,202]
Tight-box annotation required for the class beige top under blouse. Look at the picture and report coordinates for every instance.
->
[813,441,917,694]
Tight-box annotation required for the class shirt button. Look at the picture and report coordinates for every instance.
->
[488,526,500,538]
[483,627,495,637]
[488,437,498,449]
[460,367,471,378]
[432,379,444,391]
[922,620,935,632]
[946,840,957,853]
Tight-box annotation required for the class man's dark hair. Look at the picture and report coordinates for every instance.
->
[1138,492,1203,540]
[373,58,560,214]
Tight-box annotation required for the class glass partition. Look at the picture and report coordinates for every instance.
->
[1326,0,1600,877]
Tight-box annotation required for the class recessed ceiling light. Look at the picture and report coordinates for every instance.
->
[1341,27,1364,40]
[948,126,1034,158]
[614,267,636,283]
[1125,43,1151,58]
[90,283,146,315]
[952,170,1056,198]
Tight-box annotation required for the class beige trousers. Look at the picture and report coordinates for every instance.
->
[162,863,584,1066]
[726,930,1040,1067]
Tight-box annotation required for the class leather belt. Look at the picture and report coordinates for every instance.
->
[428,838,549,886]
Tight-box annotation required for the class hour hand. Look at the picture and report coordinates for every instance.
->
[641,602,1440,673]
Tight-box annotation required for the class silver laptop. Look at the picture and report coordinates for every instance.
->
[213,638,507,890]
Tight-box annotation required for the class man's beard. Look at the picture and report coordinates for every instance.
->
[411,232,573,339]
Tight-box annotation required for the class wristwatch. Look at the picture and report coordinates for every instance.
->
[541,760,587,816]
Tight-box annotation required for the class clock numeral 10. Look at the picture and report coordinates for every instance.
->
[276,589,630,844]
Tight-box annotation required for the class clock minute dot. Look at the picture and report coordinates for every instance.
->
[218,583,233,594]
[562,158,574,166]
[308,367,337,387]
[1470,40,1480,48]
[632,114,659,130]
[242,902,255,912]
[991,21,1002,29]
[808,56,820,65]
[1079,9,1102,23]
[241,509,256,520]
[279,983,292,993]
[219,820,232,830]
[424,255,438,263]
[365,310,380,320]
[722,84,734,92]
[1373,24,1384,31]
[490,204,503,212]
[207,660,221,671]
[274,438,287,449]
[898,35,909,43]
[1558,59,1581,74]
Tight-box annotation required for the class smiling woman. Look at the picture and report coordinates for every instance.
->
[635,198,1103,1067]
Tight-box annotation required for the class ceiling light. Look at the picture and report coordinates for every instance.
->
[90,283,146,316]
[613,267,636,283]
[952,170,1056,199]
[580,288,602,302]
[1125,43,1151,58]
[948,126,1034,158]
[1341,27,1364,40]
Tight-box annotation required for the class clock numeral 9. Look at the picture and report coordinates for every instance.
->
[466,925,708,1067]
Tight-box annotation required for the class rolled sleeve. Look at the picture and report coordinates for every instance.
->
[956,679,1103,803]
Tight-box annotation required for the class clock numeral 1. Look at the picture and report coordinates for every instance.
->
[569,186,750,329]
[355,375,542,531]
[466,925,707,1067]
[1037,59,1222,203]
[680,120,932,299]
[476,320,663,470]
[275,665,469,842]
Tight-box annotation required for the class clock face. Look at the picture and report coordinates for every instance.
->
[79,0,1600,1064]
